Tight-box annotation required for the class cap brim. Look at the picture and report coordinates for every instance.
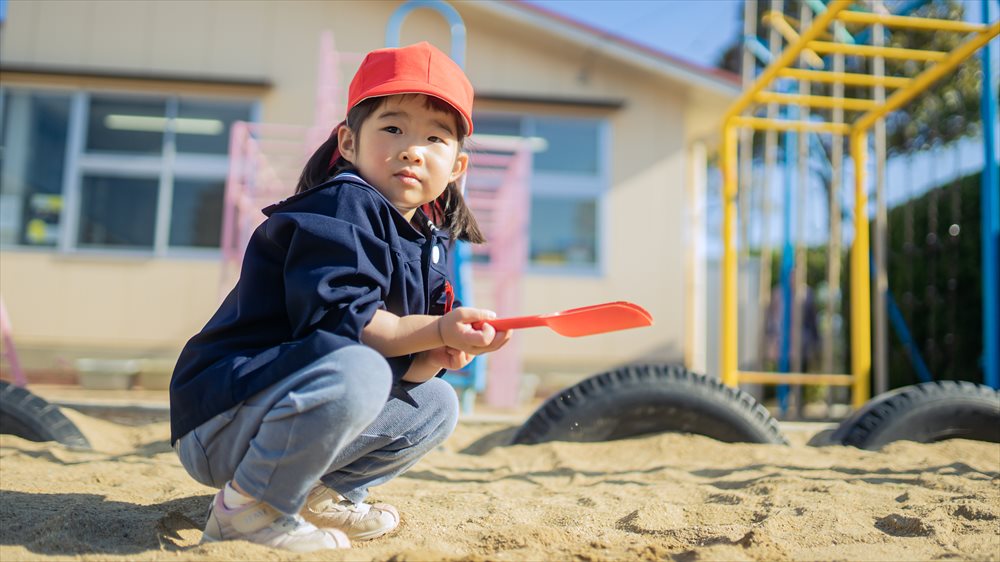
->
[354,79,473,135]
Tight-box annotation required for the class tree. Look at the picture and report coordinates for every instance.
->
[716,0,985,155]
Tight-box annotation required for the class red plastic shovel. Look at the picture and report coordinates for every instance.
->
[477,301,653,337]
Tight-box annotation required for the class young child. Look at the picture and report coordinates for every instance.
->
[170,41,510,552]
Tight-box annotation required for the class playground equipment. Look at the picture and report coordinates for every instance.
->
[1,296,90,449]
[829,380,1000,449]
[513,364,788,446]
[0,296,25,387]
[0,381,90,449]
[446,135,532,409]
[719,0,999,409]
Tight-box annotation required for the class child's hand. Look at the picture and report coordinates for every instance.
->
[403,347,474,383]
[438,307,512,355]
[425,346,474,371]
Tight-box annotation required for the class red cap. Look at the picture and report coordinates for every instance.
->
[347,41,474,134]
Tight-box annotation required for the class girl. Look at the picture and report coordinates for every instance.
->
[170,41,510,552]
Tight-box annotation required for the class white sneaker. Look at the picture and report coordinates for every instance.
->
[201,490,350,552]
[301,485,400,541]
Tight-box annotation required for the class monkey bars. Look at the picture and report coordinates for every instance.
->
[719,0,999,408]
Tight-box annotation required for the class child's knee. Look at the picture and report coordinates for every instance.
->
[312,345,392,424]
[337,344,393,397]
[268,346,390,421]
[421,377,460,434]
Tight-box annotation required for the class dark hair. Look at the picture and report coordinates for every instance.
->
[296,95,484,244]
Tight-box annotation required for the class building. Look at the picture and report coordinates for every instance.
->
[0,0,737,397]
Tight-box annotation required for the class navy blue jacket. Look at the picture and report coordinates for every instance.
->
[169,173,456,444]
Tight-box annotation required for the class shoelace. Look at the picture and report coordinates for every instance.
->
[274,514,320,536]
[337,500,370,514]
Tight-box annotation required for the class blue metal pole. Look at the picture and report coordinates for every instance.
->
[980,0,999,389]
[887,291,934,383]
[870,251,934,383]
[385,0,466,67]
[386,0,485,409]
[778,99,797,413]
[746,36,774,65]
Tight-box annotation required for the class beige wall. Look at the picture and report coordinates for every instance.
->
[0,1,733,381]
[0,252,220,360]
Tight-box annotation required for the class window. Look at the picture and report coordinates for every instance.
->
[78,175,159,249]
[473,112,608,272]
[0,91,72,246]
[87,96,166,155]
[0,88,254,254]
[169,178,225,247]
[530,196,597,266]
[533,118,600,175]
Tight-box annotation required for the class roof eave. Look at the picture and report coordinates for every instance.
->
[473,0,741,98]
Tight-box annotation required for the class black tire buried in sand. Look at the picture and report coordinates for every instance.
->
[0,381,90,449]
[512,364,788,445]
[830,380,1000,450]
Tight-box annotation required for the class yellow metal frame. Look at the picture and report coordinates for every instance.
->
[732,116,851,134]
[754,91,878,111]
[719,0,999,409]
[776,68,912,88]
[764,11,827,68]
[807,41,949,61]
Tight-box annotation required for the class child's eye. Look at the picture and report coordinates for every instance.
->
[428,136,445,143]
[383,126,401,134]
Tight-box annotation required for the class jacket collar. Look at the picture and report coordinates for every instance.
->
[262,173,452,244]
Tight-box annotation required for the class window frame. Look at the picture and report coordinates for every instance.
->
[474,110,610,276]
[0,88,74,249]
[0,86,259,259]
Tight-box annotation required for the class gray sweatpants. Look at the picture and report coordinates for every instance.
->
[174,345,459,514]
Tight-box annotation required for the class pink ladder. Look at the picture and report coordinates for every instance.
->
[463,140,532,407]
[0,295,27,387]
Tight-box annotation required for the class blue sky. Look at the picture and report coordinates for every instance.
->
[525,0,743,68]
[525,0,991,69]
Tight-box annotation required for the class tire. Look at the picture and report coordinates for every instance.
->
[512,364,788,445]
[830,381,1000,450]
[0,381,91,449]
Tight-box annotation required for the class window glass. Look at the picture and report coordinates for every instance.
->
[472,114,522,136]
[1,88,256,252]
[0,91,71,246]
[87,96,166,155]
[176,99,252,155]
[529,196,597,266]
[468,114,524,160]
[533,118,600,174]
[169,178,224,247]
[469,112,605,270]
[78,176,158,249]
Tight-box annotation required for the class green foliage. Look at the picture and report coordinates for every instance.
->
[764,245,832,288]
[874,1,985,153]
[717,0,984,156]
[885,169,986,386]
[757,170,989,388]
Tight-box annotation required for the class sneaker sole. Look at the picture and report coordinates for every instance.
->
[349,526,396,541]
[301,514,398,541]
[200,534,220,545]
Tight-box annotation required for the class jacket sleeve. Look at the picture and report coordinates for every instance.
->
[266,213,393,343]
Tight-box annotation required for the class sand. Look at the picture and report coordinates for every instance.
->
[1,408,998,562]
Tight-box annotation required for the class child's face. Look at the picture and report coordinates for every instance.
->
[339,94,468,222]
